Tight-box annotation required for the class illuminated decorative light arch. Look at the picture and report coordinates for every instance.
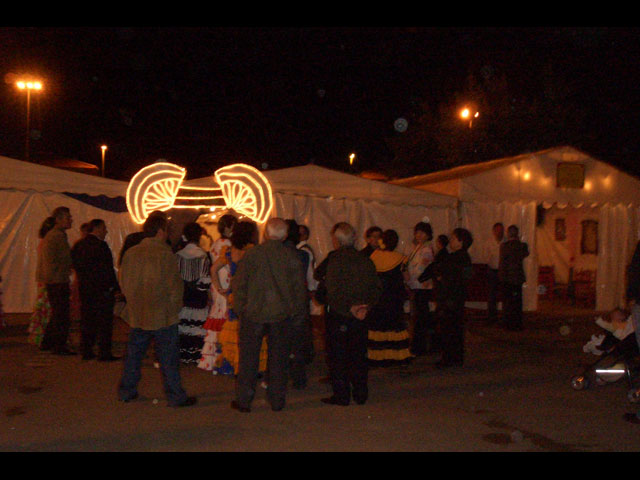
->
[126,162,273,225]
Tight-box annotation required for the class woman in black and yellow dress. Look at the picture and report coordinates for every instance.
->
[366,229,413,367]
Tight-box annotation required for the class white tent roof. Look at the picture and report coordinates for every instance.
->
[185,164,458,208]
[390,146,640,207]
[0,155,128,197]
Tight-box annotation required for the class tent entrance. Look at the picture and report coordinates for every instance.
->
[536,202,598,308]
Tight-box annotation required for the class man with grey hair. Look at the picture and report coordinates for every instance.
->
[231,217,307,412]
[322,222,382,406]
[38,206,76,355]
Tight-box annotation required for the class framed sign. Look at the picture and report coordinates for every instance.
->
[556,162,585,188]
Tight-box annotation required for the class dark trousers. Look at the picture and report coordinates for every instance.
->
[41,283,71,351]
[236,318,292,410]
[118,324,188,406]
[487,268,500,320]
[410,289,434,354]
[79,292,114,358]
[438,305,465,364]
[503,283,523,329]
[289,316,313,388]
[325,307,369,404]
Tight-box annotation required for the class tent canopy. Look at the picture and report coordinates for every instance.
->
[390,146,640,207]
[0,155,128,198]
[390,146,640,312]
[185,163,458,208]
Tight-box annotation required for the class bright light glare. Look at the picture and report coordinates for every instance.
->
[349,153,356,165]
[460,108,470,119]
[16,80,43,90]
[101,145,107,151]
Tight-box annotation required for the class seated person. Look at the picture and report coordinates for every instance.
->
[583,308,636,356]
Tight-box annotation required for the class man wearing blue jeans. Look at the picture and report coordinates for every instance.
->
[117,214,196,408]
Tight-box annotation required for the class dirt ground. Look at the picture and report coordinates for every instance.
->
[2,301,640,452]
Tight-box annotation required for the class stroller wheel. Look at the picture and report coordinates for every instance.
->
[571,375,589,390]
[595,375,607,386]
[628,389,640,403]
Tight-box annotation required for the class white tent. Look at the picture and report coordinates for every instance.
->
[185,164,460,266]
[390,146,640,311]
[0,155,139,313]
[1,158,459,313]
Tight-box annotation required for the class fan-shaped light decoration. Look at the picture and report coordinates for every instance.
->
[215,163,273,225]
[126,162,273,225]
[126,162,186,224]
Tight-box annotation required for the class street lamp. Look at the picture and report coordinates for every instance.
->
[349,153,356,166]
[16,79,43,162]
[459,106,479,128]
[101,145,107,177]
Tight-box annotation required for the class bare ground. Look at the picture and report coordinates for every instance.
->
[2,301,640,452]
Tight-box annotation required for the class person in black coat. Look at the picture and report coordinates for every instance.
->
[71,218,121,361]
[418,234,449,352]
[427,228,473,369]
[498,225,529,331]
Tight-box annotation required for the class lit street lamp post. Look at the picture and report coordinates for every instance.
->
[460,106,479,128]
[101,145,107,177]
[16,80,43,162]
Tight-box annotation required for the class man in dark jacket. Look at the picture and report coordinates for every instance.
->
[323,222,382,406]
[498,225,530,331]
[71,218,121,361]
[231,218,308,413]
[433,228,473,368]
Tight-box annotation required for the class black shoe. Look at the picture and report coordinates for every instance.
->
[98,355,121,362]
[231,400,250,413]
[82,352,97,360]
[291,380,307,390]
[175,396,197,408]
[271,403,285,412]
[120,393,139,403]
[624,413,640,424]
[435,360,463,369]
[52,347,77,356]
[321,396,349,406]
[354,398,367,405]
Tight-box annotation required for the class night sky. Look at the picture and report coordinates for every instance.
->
[2,27,640,181]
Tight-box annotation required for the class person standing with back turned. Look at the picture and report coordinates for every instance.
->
[231,218,307,413]
[498,225,529,332]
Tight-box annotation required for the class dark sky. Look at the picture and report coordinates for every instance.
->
[2,27,640,181]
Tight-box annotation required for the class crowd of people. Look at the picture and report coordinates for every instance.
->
[25,204,539,411]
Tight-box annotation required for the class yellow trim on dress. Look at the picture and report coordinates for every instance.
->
[370,249,406,272]
[368,330,410,342]
[367,349,413,361]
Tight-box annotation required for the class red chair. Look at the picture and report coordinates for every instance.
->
[573,270,596,307]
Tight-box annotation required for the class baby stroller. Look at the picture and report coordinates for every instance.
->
[571,332,640,396]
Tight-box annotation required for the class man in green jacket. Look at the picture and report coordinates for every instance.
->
[118,214,196,408]
[38,206,76,355]
[323,222,382,406]
[231,217,307,412]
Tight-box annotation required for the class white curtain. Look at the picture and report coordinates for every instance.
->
[0,190,138,313]
[597,204,639,311]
